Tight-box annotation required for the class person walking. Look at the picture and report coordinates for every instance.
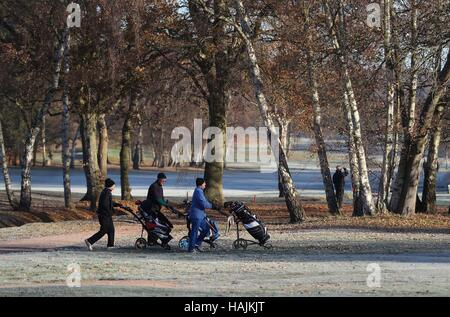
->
[333,166,348,209]
[145,172,173,245]
[146,172,169,212]
[188,178,214,253]
[85,178,120,251]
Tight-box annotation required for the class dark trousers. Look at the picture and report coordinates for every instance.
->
[335,188,344,209]
[87,215,115,247]
[188,217,210,251]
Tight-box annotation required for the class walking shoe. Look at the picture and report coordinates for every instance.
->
[85,239,93,251]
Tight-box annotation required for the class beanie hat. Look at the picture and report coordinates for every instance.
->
[105,178,115,188]
[157,173,167,180]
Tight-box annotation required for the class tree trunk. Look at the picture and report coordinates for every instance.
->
[306,35,340,215]
[234,0,306,222]
[445,144,448,170]
[97,114,108,179]
[277,119,289,198]
[120,94,137,201]
[19,28,69,211]
[32,138,39,167]
[42,115,51,167]
[343,92,363,216]
[80,110,101,211]
[323,0,376,215]
[0,118,19,210]
[203,64,230,205]
[203,80,229,206]
[61,33,73,209]
[408,0,418,136]
[187,0,231,206]
[70,126,80,169]
[397,51,450,216]
[133,116,143,170]
[378,0,396,212]
[420,45,445,215]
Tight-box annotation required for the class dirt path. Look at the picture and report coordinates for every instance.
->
[0,225,136,252]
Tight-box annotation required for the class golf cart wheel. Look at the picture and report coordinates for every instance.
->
[178,236,189,251]
[233,239,248,250]
[135,238,147,250]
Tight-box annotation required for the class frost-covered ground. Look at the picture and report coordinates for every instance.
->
[0,220,449,297]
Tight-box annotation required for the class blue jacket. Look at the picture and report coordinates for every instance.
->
[189,187,213,220]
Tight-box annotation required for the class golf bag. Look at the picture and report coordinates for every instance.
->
[225,201,270,245]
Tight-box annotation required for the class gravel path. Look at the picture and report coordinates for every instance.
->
[0,220,449,296]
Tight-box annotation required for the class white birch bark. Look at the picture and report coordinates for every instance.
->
[0,118,19,210]
[62,33,72,209]
[234,0,305,222]
[19,28,69,211]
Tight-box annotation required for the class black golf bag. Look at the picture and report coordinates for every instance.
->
[225,201,270,245]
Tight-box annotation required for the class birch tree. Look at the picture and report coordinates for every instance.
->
[377,0,397,212]
[322,0,376,215]
[230,0,306,222]
[302,2,340,215]
[61,31,73,209]
[19,27,69,211]
[0,117,19,210]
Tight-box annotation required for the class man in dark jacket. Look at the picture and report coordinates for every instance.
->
[147,172,169,212]
[333,166,348,209]
[145,173,173,245]
[85,178,120,251]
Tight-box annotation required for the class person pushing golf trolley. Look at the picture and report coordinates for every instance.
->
[180,178,228,253]
[115,172,187,250]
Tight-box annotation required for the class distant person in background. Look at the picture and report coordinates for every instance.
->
[333,166,348,209]
[85,178,120,251]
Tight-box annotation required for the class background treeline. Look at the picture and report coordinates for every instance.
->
[0,0,448,221]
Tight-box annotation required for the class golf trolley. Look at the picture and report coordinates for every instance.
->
[224,201,273,250]
[118,201,184,251]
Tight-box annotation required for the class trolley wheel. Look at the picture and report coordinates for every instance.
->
[162,243,171,251]
[135,238,147,250]
[178,236,190,251]
[263,243,273,250]
[233,239,248,250]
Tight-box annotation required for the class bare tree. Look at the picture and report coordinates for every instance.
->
[0,117,19,210]
[322,0,376,216]
[232,0,306,222]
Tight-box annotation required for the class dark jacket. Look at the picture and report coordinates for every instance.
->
[97,188,119,217]
[146,181,168,212]
[333,169,348,191]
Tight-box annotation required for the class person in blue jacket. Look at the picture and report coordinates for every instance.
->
[188,178,215,253]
